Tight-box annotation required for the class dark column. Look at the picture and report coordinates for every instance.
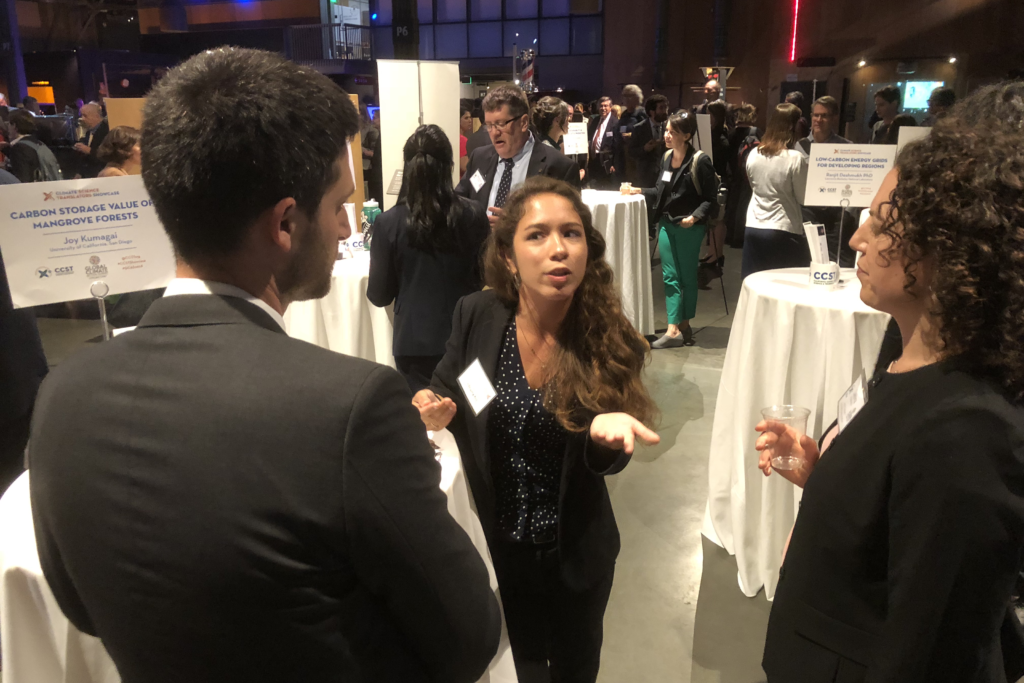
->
[392,0,419,60]
[0,0,27,103]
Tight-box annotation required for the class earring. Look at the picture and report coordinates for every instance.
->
[512,271,522,290]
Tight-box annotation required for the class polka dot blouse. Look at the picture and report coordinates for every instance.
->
[487,318,568,542]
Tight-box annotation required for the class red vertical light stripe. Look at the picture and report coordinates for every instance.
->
[789,0,801,62]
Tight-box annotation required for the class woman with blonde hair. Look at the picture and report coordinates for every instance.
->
[96,126,141,177]
[742,102,809,278]
[414,176,658,682]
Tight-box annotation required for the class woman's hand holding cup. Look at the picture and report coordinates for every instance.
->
[755,418,820,488]
[412,389,457,432]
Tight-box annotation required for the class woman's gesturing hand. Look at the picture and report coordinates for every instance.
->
[412,389,457,432]
[755,420,821,488]
[590,413,660,454]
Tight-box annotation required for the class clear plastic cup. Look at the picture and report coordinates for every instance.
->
[760,405,811,471]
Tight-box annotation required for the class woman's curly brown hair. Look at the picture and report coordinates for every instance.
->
[483,176,659,432]
[878,81,1024,403]
[97,125,141,166]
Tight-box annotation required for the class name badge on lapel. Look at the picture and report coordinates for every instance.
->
[605,131,614,138]
[661,170,674,183]
[458,358,497,416]
[469,170,485,193]
[837,372,868,433]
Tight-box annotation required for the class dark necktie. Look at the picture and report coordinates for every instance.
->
[494,158,515,208]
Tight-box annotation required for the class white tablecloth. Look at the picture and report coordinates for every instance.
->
[283,254,395,368]
[581,190,654,335]
[1,434,516,683]
[703,268,890,600]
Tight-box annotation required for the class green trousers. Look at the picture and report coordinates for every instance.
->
[658,217,707,324]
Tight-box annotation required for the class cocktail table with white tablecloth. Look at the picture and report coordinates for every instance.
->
[283,253,396,368]
[0,433,516,683]
[703,268,891,600]
[581,190,654,335]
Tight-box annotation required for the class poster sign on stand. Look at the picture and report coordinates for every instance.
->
[804,143,896,208]
[563,122,589,156]
[0,176,175,309]
[694,114,714,165]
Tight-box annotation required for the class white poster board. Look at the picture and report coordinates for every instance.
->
[804,143,897,208]
[694,113,713,165]
[377,60,461,211]
[896,126,931,156]
[563,121,589,156]
[0,176,175,308]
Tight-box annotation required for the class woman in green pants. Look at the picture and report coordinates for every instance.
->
[625,112,718,347]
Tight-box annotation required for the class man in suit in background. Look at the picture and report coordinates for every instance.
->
[694,80,721,115]
[616,84,647,185]
[456,84,579,226]
[73,102,108,178]
[629,94,670,188]
[29,47,500,683]
[464,102,492,157]
[587,96,618,189]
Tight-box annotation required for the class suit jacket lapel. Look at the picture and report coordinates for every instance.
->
[527,142,545,178]
[478,151,499,204]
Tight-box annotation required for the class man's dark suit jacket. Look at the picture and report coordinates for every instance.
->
[78,119,109,178]
[763,360,1024,683]
[464,124,492,157]
[454,139,581,209]
[367,198,490,357]
[428,290,629,591]
[29,293,501,683]
[629,117,666,188]
[587,114,619,182]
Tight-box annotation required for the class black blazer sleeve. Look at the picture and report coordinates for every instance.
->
[557,152,582,190]
[689,153,718,223]
[869,401,1024,682]
[8,143,39,183]
[343,365,501,682]
[366,211,398,307]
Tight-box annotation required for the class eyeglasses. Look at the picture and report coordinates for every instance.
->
[483,115,525,133]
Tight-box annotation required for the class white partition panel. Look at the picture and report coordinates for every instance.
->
[377,59,462,211]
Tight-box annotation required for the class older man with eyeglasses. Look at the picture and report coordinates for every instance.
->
[456,84,581,226]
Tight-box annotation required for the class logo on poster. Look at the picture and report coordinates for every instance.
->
[37,267,51,278]
[85,255,108,278]
[43,192,55,202]
[842,185,853,198]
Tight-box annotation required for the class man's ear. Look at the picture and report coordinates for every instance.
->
[261,197,299,254]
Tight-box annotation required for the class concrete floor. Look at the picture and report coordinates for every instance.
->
[27,245,772,683]
[599,245,771,683]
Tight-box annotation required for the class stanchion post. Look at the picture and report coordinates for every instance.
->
[837,198,851,266]
[90,280,111,341]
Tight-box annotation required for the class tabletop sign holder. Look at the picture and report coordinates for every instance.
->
[90,280,112,341]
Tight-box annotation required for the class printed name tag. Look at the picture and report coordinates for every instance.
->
[661,170,674,183]
[457,358,497,416]
[469,170,485,192]
[837,372,868,433]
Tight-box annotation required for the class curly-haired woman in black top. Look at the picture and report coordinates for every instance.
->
[757,81,1024,683]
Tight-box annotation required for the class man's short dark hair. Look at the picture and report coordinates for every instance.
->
[599,96,612,105]
[482,85,529,120]
[930,86,956,109]
[23,96,37,107]
[645,94,670,115]
[875,85,901,104]
[9,109,37,135]
[812,95,840,117]
[141,48,359,263]
[784,91,805,107]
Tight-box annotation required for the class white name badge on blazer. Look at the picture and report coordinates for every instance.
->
[469,170,485,192]
[458,358,497,416]
[661,170,674,183]
[837,372,868,433]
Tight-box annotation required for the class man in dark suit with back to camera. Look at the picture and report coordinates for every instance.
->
[457,84,580,226]
[629,94,670,188]
[28,47,500,683]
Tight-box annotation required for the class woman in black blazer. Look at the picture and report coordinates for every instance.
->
[367,125,490,391]
[624,111,718,348]
[756,83,1024,683]
[412,176,659,683]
